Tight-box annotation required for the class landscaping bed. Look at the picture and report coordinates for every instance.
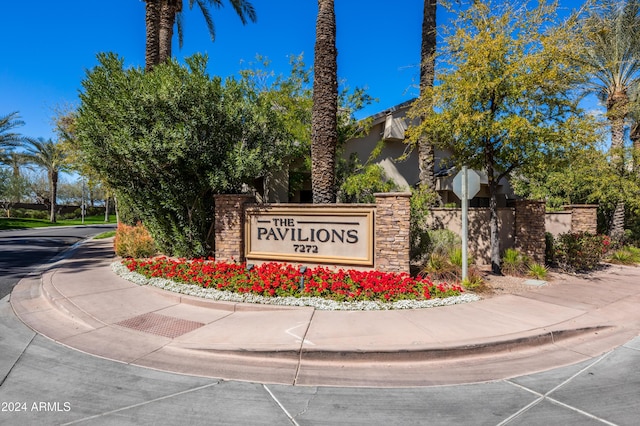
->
[114,257,479,311]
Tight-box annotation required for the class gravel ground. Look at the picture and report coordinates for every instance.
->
[475,266,611,298]
[478,271,556,297]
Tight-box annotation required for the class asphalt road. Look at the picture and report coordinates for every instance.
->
[0,228,639,425]
[0,225,115,300]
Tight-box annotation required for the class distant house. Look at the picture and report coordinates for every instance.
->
[342,100,517,207]
[256,100,517,205]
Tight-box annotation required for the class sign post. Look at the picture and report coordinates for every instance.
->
[452,167,481,281]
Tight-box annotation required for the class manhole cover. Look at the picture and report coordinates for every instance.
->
[116,312,204,338]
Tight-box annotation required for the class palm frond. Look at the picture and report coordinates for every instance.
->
[581,0,640,104]
[0,111,25,149]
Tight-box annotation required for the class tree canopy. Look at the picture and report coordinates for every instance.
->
[407,0,599,272]
[578,0,640,238]
[76,53,296,256]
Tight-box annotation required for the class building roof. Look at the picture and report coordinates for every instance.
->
[366,98,417,126]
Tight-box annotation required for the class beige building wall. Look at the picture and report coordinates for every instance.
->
[342,101,516,206]
[342,108,420,190]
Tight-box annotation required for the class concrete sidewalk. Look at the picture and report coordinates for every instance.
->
[10,238,640,387]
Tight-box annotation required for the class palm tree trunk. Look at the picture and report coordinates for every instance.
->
[611,201,625,241]
[49,171,58,223]
[608,95,627,240]
[145,0,161,70]
[158,0,180,64]
[311,0,338,204]
[418,0,437,191]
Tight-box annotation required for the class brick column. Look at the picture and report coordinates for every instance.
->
[514,200,546,264]
[565,204,598,234]
[214,194,255,263]
[374,192,411,273]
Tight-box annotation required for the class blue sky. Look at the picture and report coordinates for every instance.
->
[1,0,591,141]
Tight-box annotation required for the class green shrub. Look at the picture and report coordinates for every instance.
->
[553,232,610,272]
[423,252,460,282]
[449,247,474,269]
[627,245,640,259]
[421,242,476,283]
[409,187,439,263]
[417,228,470,282]
[76,54,299,257]
[527,263,549,280]
[114,223,157,258]
[339,164,398,203]
[501,248,549,279]
[461,269,487,291]
[607,245,640,265]
[428,229,461,257]
[15,209,49,220]
[501,248,529,276]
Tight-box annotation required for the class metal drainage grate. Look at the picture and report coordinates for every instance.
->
[116,312,204,339]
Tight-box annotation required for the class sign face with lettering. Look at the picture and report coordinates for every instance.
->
[245,207,374,266]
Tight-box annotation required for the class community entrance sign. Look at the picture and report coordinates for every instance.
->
[245,206,375,266]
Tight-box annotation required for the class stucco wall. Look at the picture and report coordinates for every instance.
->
[545,212,572,237]
[427,208,515,264]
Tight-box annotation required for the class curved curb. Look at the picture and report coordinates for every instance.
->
[10,238,640,387]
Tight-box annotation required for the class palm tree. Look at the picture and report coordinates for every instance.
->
[0,149,26,177]
[628,85,640,177]
[144,0,257,70]
[145,0,162,71]
[417,0,437,191]
[311,0,338,204]
[0,112,24,154]
[22,138,68,223]
[581,0,640,239]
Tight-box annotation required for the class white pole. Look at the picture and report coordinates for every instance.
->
[461,166,469,281]
[81,178,86,224]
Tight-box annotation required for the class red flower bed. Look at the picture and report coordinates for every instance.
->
[122,257,463,303]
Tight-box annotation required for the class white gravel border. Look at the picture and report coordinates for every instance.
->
[111,261,480,311]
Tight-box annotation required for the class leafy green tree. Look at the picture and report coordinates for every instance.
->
[144,0,257,70]
[311,0,338,204]
[239,54,314,197]
[21,138,69,223]
[579,0,640,239]
[512,142,640,235]
[53,106,114,218]
[0,168,30,217]
[76,53,296,256]
[338,150,399,204]
[407,0,598,273]
[241,54,376,202]
[627,82,640,178]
